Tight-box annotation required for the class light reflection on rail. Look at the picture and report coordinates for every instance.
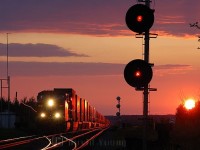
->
[44,128,99,149]
[41,136,52,150]
[60,136,77,150]
[44,127,109,150]
[0,135,36,143]
[0,127,109,150]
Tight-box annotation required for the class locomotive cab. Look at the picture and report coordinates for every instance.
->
[36,90,66,133]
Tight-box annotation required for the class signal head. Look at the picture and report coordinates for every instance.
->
[124,59,153,88]
[116,112,120,116]
[125,4,154,34]
[116,96,121,101]
[116,104,121,108]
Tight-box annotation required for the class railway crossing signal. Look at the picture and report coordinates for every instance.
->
[124,59,153,88]
[125,4,154,34]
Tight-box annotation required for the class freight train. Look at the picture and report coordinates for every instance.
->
[36,88,109,132]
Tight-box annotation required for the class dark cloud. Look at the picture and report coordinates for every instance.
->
[0,61,193,77]
[153,0,200,36]
[0,0,129,35]
[0,61,124,76]
[0,0,199,36]
[0,43,89,57]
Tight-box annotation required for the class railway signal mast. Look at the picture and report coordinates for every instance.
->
[116,96,121,127]
[116,96,121,117]
[124,1,157,150]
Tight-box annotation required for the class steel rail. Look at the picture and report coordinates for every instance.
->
[0,135,36,143]
[0,133,64,150]
[76,126,109,150]
[45,128,102,150]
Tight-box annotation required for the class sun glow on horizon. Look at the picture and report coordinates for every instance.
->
[184,99,196,110]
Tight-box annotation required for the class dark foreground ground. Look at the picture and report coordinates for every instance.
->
[1,126,200,150]
[0,128,28,140]
[83,126,172,150]
[84,125,200,150]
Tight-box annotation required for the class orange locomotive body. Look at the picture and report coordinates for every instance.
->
[37,88,109,132]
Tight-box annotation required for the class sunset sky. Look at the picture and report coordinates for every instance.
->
[0,0,200,115]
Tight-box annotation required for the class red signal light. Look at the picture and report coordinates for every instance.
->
[137,15,143,22]
[135,70,141,77]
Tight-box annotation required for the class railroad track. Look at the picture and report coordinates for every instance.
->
[0,127,109,150]
[0,133,63,150]
[44,127,109,150]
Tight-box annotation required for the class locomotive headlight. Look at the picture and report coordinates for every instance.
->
[54,112,61,119]
[47,99,54,107]
[40,112,46,118]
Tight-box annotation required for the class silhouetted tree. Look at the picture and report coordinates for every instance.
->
[190,22,200,49]
[0,97,12,112]
[16,97,37,132]
[0,97,6,112]
[173,101,200,149]
[176,101,200,136]
[189,22,200,29]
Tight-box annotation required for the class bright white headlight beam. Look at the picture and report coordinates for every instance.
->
[47,99,54,107]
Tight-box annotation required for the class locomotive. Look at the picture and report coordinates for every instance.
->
[36,88,109,132]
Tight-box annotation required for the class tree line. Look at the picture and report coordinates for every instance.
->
[0,97,37,132]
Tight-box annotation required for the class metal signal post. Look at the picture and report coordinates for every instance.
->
[143,1,157,150]
[143,1,150,150]
[124,0,157,149]
[143,1,151,150]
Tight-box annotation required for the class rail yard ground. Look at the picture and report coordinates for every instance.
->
[1,115,200,149]
[0,128,28,140]
[84,126,158,150]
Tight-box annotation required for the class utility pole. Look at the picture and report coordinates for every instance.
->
[7,33,11,111]
[0,33,11,128]
[7,33,11,128]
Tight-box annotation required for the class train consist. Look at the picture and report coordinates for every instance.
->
[36,88,109,132]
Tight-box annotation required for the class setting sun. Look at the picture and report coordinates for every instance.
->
[184,99,196,110]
